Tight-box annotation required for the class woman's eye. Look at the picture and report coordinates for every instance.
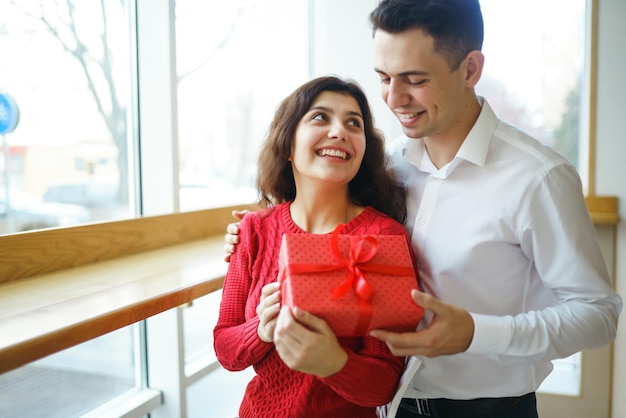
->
[347,119,362,128]
[312,113,327,121]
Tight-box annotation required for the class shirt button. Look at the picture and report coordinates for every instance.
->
[418,218,426,225]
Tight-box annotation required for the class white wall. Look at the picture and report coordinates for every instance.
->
[309,0,404,143]
[596,1,626,417]
[311,1,625,416]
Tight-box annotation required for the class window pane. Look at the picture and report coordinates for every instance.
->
[183,291,221,365]
[184,293,255,416]
[0,1,141,415]
[0,0,135,236]
[0,327,138,417]
[175,0,309,210]
[187,366,254,418]
[477,0,586,170]
[538,352,582,396]
[477,0,587,395]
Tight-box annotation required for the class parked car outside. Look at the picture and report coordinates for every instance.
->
[43,181,120,209]
[43,180,130,221]
[0,187,91,235]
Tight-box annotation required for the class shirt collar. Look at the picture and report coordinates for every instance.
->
[403,97,498,175]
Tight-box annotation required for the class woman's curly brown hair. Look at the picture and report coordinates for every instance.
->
[256,76,406,225]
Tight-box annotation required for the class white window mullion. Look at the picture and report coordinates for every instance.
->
[146,308,188,418]
[136,0,186,416]
[136,0,180,216]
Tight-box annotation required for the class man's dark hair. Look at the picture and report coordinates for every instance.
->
[370,0,484,70]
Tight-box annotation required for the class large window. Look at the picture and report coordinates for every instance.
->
[477,0,587,172]
[0,1,139,415]
[0,328,140,418]
[175,1,308,415]
[477,0,587,396]
[1,0,309,416]
[0,0,134,236]
[175,0,309,210]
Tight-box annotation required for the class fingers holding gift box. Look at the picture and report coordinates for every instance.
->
[256,282,281,343]
[274,305,349,377]
[278,225,424,337]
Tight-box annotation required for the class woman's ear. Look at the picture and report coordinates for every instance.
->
[464,50,485,88]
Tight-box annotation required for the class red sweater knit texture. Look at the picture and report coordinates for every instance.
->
[214,202,412,418]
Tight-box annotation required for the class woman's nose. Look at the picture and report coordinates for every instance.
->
[328,120,347,140]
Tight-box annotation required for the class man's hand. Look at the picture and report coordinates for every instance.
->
[370,290,474,358]
[224,210,248,262]
[256,282,281,343]
[274,306,348,377]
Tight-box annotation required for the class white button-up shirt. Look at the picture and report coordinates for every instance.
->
[384,98,621,406]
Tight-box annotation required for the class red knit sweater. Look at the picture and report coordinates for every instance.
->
[214,203,411,418]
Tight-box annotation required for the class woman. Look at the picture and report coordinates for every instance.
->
[213,76,413,418]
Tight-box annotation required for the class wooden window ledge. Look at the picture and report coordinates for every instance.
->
[0,205,255,375]
[586,195,620,225]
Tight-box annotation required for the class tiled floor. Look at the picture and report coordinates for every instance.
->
[0,365,134,418]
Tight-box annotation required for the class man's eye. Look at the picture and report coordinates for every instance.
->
[379,77,391,85]
[407,79,426,86]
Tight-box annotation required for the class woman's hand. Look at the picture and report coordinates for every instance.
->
[274,306,348,377]
[256,282,281,342]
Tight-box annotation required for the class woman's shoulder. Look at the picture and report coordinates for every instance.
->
[355,207,408,236]
[239,203,289,232]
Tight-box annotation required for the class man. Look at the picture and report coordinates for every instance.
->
[225,1,622,417]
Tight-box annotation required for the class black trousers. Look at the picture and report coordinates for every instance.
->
[395,392,538,418]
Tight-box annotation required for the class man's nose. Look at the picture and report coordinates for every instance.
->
[384,79,410,110]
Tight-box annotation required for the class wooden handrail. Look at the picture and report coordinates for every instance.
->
[0,204,257,285]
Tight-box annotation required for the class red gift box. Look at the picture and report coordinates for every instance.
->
[278,225,424,336]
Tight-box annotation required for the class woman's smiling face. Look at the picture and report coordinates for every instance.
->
[290,91,366,188]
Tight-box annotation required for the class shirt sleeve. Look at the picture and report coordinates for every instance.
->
[467,163,622,361]
[213,216,274,371]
